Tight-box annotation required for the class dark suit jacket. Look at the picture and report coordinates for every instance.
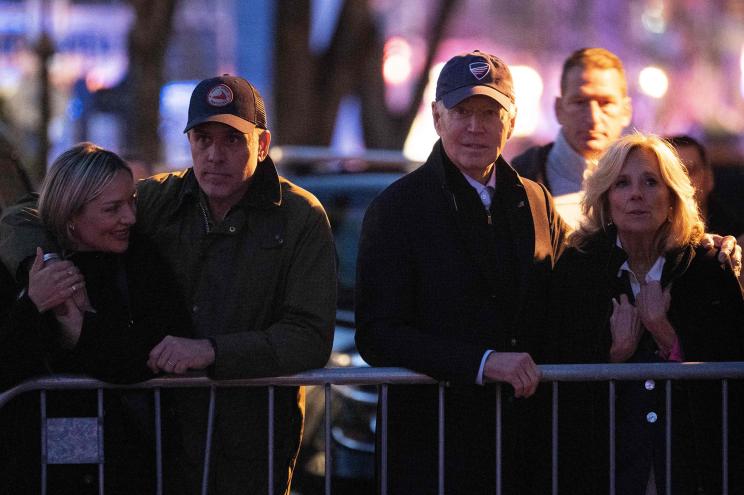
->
[355,140,566,494]
[548,230,744,495]
[511,142,553,191]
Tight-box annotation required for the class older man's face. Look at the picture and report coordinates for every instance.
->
[432,95,516,183]
[555,67,631,160]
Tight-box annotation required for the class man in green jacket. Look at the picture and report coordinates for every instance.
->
[0,75,337,495]
[139,75,336,494]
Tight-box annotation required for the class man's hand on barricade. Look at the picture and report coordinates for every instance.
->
[483,352,541,398]
[701,234,742,277]
[148,336,216,374]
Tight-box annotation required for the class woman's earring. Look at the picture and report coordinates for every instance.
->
[68,223,76,232]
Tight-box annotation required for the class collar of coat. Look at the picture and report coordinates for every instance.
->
[583,226,696,289]
[174,155,283,213]
[427,139,527,211]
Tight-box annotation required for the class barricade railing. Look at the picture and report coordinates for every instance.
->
[1,362,743,495]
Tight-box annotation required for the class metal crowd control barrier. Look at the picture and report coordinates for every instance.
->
[1,362,743,495]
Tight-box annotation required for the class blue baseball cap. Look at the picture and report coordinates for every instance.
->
[435,50,516,114]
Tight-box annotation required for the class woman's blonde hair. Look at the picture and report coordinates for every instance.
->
[570,132,704,253]
[38,142,132,250]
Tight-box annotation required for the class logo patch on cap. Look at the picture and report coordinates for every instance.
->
[469,62,490,80]
[206,84,233,107]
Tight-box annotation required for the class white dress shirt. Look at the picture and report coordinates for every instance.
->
[460,169,498,384]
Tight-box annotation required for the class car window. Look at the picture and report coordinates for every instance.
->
[290,173,402,310]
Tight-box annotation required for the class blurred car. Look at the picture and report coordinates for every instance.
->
[274,147,415,494]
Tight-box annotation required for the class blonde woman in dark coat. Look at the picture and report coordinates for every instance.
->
[548,132,744,494]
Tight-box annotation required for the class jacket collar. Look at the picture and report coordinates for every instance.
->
[174,156,283,213]
[588,226,695,289]
[427,139,526,207]
[426,139,535,301]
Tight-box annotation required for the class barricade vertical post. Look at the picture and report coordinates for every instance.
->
[201,386,217,495]
[155,388,163,495]
[552,381,558,495]
[97,388,104,495]
[269,385,275,495]
[665,380,672,495]
[380,384,388,495]
[722,379,729,495]
[40,390,47,495]
[609,380,616,495]
[324,383,332,495]
[495,383,502,495]
[438,383,445,495]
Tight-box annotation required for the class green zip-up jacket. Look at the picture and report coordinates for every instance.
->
[136,158,336,380]
[134,158,336,494]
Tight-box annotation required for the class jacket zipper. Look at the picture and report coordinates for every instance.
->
[199,202,211,233]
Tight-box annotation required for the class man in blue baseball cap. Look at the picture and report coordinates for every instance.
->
[355,50,565,494]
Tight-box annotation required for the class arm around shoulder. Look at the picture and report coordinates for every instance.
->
[0,196,57,280]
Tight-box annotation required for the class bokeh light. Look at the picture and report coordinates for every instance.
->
[383,36,412,85]
[510,65,543,137]
[638,66,669,98]
[403,62,443,162]
[739,43,744,99]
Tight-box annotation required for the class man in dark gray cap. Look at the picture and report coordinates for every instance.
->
[134,75,337,494]
[0,74,336,494]
[355,50,566,494]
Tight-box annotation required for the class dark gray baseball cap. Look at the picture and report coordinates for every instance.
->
[435,50,516,114]
[184,75,267,133]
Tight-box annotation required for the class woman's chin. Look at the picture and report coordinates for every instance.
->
[110,241,130,253]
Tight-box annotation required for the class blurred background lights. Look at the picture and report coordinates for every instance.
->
[641,3,667,34]
[382,36,413,85]
[84,61,126,92]
[510,65,543,137]
[740,44,744,98]
[403,62,443,162]
[638,66,669,98]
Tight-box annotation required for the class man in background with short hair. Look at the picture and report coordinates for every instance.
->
[512,47,631,226]
[513,47,631,193]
